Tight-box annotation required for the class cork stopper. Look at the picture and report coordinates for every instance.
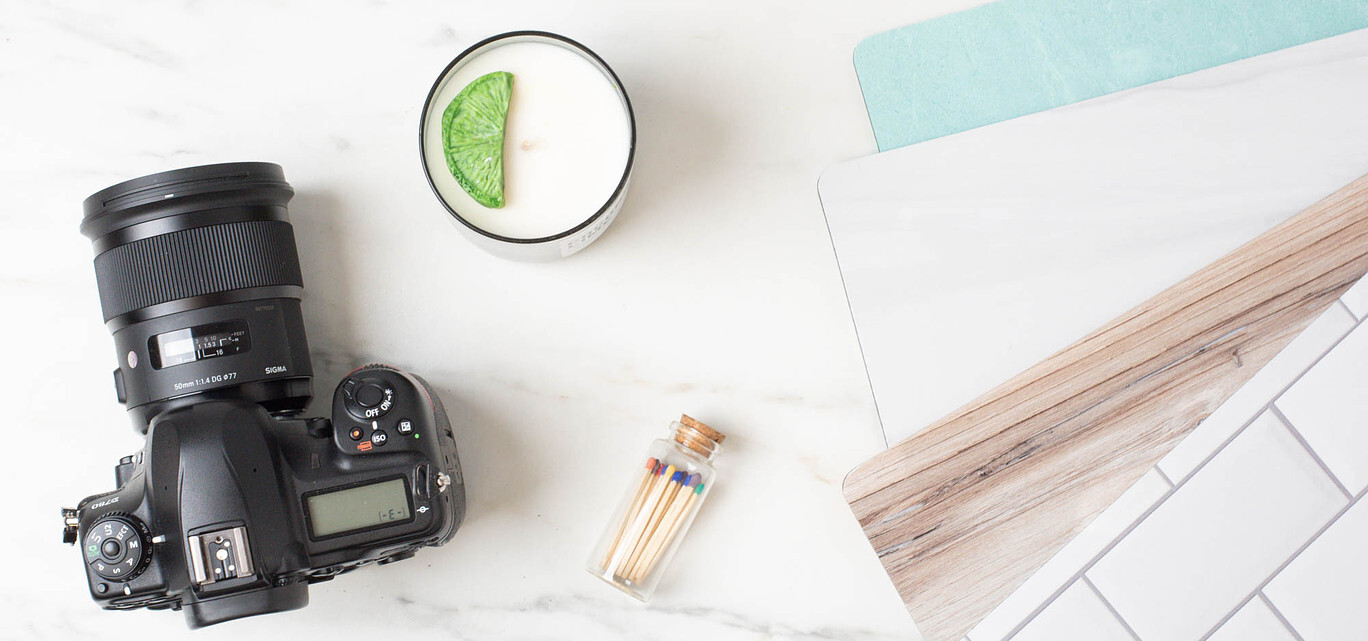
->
[674,414,725,459]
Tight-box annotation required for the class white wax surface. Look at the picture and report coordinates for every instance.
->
[423,40,631,239]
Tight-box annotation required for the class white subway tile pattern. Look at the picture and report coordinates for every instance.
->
[1276,323,1368,493]
[1342,274,1368,319]
[1011,582,1136,641]
[988,295,1367,641]
[1264,498,1368,641]
[968,471,1169,641]
[1087,411,1344,640]
[1157,304,1356,481]
[1206,598,1298,641]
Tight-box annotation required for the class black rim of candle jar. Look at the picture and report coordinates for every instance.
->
[419,30,637,246]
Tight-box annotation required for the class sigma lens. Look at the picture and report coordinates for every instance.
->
[81,162,315,432]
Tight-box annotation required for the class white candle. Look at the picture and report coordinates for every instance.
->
[422,36,633,247]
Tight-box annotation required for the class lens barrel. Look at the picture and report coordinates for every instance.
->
[82,163,315,431]
[82,163,302,325]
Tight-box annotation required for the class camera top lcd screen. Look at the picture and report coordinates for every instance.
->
[149,320,251,369]
[305,477,413,539]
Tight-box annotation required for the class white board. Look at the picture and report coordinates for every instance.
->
[820,29,1368,446]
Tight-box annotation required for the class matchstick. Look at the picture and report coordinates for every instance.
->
[634,481,704,582]
[599,458,659,569]
[626,473,698,580]
[623,472,689,576]
[622,470,685,576]
[607,464,676,578]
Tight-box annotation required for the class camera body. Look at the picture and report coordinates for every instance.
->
[64,163,466,627]
[67,364,464,627]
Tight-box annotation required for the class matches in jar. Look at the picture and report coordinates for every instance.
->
[419,31,635,261]
[588,415,725,601]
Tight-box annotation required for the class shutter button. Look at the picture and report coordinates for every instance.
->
[343,377,395,420]
[356,384,385,408]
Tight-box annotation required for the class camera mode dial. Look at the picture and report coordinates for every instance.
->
[83,514,152,582]
[342,376,395,420]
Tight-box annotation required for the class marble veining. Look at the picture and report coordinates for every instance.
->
[1,0,923,639]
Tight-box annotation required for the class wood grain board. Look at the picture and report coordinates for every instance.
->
[842,173,1368,641]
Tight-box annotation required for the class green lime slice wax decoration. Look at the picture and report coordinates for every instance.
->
[441,71,513,209]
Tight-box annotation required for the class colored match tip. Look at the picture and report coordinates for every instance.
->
[685,473,700,487]
[645,457,658,469]
[694,483,705,494]
[670,470,685,482]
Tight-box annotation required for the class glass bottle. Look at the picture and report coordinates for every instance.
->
[587,414,724,601]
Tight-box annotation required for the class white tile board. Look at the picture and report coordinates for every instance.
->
[819,29,1368,445]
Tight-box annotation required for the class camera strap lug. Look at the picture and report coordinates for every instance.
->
[60,507,79,544]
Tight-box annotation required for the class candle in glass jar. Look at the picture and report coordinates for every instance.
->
[421,33,635,260]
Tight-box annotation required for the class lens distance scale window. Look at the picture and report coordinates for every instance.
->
[149,320,251,369]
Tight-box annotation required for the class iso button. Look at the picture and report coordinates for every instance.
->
[370,430,389,447]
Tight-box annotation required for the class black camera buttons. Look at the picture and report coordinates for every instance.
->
[356,383,385,407]
[343,376,395,420]
[348,426,365,441]
[396,418,414,435]
[370,430,388,447]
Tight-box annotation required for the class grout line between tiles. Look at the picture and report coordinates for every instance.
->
[1002,312,1363,641]
[1173,307,1359,486]
[1257,591,1308,641]
[1003,397,1278,641]
[1000,490,1167,639]
[1337,298,1359,322]
[1081,575,1142,641]
[1269,404,1354,499]
[1197,487,1366,640]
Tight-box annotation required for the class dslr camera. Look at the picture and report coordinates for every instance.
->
[61,163,466,628]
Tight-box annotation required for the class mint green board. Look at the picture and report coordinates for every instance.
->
[856,0,1368,151]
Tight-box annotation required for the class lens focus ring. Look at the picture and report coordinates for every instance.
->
[93,220,303,322]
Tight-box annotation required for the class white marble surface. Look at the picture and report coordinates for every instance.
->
[0,0,1014,639]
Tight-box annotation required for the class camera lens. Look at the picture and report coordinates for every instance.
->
[82,162,315,431]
